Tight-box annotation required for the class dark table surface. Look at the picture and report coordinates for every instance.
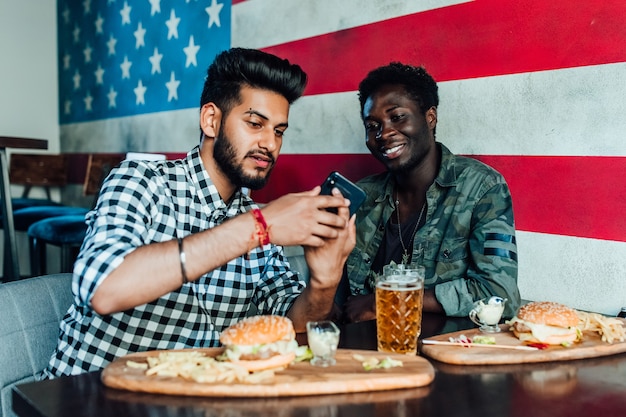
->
[13,313,626,417]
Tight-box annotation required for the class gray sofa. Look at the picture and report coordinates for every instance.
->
[0,273,73,417]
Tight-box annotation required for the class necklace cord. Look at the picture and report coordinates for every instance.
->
[395,194,426,264]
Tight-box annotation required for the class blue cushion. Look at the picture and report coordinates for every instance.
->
[12,206,89,231]
[7,198,63,212]
[27,215,88,244]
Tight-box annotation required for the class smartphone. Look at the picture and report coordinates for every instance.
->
[320,171,366,216]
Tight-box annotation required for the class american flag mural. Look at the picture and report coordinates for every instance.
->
[57,0,230,151]
[58,0,626,315]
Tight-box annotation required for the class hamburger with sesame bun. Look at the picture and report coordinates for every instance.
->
[219,315,298,372]
[508,301,582,346]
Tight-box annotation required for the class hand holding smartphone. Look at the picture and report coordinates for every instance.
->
[320,171,366,217]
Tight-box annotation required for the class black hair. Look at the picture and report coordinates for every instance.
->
[357,62,439,118]
[200,48,308,116]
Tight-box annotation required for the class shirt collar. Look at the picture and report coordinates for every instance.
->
[185,146,252,222]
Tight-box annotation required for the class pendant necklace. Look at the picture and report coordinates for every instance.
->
[395,193,426,265]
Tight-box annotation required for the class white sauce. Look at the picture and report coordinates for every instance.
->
[477,303,505,325]
[308,331,339,357]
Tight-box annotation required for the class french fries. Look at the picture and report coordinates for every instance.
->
[126,351,275,384]
[576,311,626,344]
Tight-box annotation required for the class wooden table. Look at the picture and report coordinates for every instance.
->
[0,137,48,281]
[12,314,626,417]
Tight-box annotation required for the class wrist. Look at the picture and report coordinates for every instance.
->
[247,208,271,252]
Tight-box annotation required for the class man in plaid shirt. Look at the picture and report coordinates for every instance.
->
[42,48,355,378]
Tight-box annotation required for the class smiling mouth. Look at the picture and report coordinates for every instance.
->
[382,144,404,158]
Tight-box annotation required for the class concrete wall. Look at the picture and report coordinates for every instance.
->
[0,0,60,276]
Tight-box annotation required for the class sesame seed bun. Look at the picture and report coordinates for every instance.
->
[511,301,580,345]
[219,315,295,346]
[219,315,297,372]
[517,301,579,328]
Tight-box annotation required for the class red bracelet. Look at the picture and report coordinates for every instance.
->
[251,208,271,246]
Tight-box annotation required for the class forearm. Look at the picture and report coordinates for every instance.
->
[91,211,257,315]
[286,283,338,332]
[423,289,445,314]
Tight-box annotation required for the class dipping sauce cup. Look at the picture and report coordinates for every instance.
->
[469,296,507,333]
[306,320,340,367]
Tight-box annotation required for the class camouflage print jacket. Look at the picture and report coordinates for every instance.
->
[345,143,521,318]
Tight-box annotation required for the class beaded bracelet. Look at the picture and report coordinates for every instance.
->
[177,237,188,284]
[251,208,271,246]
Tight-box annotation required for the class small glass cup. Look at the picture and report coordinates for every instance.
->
[306,320,340,367]
[469,296,507,333]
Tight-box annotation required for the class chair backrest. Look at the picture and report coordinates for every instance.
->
[9,154,68,199]
[82,154,125,197]
[0,273,73,417]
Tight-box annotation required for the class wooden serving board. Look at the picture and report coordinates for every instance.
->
[421,323,626,365]
[101,348,434,397]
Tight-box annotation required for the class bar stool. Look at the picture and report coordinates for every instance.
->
[26,153,126,275]
[28,214,88,275]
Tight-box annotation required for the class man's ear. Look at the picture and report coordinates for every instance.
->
[200,103,222,138]
[426,106,437,129]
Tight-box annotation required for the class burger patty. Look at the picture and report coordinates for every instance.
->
[512,322,531,333]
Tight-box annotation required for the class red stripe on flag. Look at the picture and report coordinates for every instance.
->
[263,0,626,96]
[476,155,626,243]
[253,154,626,243]
[252,154,385,202]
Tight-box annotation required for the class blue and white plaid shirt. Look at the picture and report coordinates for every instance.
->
[42,146,303,378]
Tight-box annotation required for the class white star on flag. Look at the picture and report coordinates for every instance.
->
[120,56,132,79]
[94,64,105,84]
[83,44,93,63]
[183,35,200,67]
[106,35,117,56]
[73,25,80,43]
[149,0,161,16]
[205,0,224,28]
[84,92,93,112]
[166,71,180,102]
[58,0,229,122]
[107,86,117,108]
[95,14,104,34]
[134,22,146,48]
[149,48,163,74]
[134,80,147,105]
[73,70,81,89]
[166,9,180,40]
[120,2,131,25]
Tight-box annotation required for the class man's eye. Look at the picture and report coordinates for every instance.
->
[390,113,405,122]
[247,121,262,128]
[275,129,285,137]
[365,122,379,132]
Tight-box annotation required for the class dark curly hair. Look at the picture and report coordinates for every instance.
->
[200,48,308,117]
[358,62,439,118]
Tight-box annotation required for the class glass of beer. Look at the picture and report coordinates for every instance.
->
[375,264,425,355]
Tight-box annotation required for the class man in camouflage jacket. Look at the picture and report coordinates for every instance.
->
[340,63,520,321]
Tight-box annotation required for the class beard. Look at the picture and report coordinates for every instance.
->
[212,128,275,190]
